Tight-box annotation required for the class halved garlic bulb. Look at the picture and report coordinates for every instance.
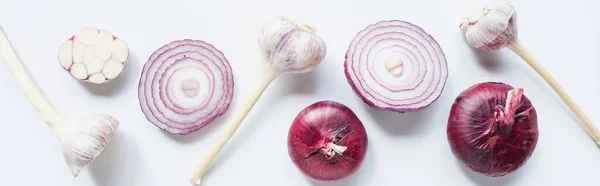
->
[58,28,129,84]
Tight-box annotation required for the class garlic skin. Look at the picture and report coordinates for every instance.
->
[61,114,119,177]
[258,16,327,74]
[460,0,518,52]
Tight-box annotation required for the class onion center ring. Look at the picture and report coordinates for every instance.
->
[182,78,201,98]
[161,56,215,113]
[384,56,404,77]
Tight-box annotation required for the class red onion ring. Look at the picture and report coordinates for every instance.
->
[138,39,234,135]
[344,20,448,112]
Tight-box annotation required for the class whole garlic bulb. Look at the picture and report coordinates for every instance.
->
[459,0,517,52]
[61,114,119,176]
[258,16,327,74]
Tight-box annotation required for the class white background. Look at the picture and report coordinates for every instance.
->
[0,0,599,185]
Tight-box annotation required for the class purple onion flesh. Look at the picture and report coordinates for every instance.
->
[138,39,234,135]
[344,20,448,112]
[287,101,368,183]
[447,82,538,177]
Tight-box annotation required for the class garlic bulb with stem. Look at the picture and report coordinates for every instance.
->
[0,25,119,177]
[459,0,600,146]
[189,16,326,185]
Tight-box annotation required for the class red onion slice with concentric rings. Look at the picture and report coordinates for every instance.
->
[344,20,448,112]
[138,39,234,134]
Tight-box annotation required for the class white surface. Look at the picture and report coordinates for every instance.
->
[0,0,598,185]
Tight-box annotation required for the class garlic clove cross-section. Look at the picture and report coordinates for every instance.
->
[58,27,129,84]
[459,0,517,52]
[61,114,119,177]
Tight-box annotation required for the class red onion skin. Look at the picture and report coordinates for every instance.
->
[288,101,368,183]
[447,82,538,177]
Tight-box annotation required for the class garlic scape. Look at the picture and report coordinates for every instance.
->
[460,0,600,146]
[189,16,326,185]
[0,25,119,177]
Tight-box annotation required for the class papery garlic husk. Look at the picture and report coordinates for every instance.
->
[258,16,327,74]
[460,0,518,52]
[61,114,119,177]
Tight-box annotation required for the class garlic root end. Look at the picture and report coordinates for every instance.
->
[190,178,201,186]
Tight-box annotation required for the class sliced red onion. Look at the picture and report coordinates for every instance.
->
[138,39,234,135]
[344,20,448,112]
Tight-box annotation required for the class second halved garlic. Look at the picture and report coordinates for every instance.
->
[58,28,129,84]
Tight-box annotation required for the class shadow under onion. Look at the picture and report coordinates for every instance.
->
[361,78,454,136]
[364,105,430,136]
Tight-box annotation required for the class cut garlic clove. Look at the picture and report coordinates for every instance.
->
[89,73,106,84]
[61,113,119,177]
[102,60,124,79]
[112,39,129,62]
[70,64,88,79]
[58,28,129,84]
[87,58,104,74]
[95,44,113,62]
[97,31,114,45]
[72,40,85,64]
[82,45,96,65]
[74,27,99,46]
[58,40,73,69]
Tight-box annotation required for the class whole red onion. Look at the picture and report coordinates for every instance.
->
[447,82,538,177]
[287,101,368,182]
